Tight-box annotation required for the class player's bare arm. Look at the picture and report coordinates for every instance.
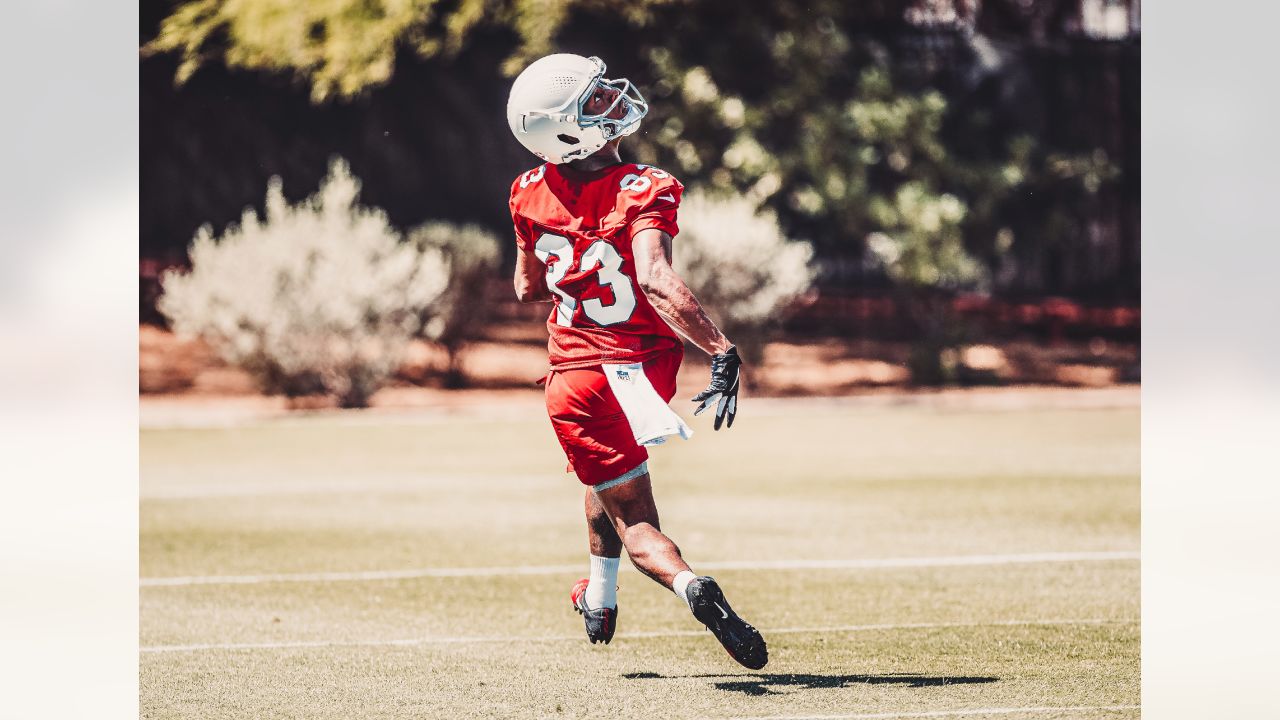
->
[633,226,742,429]
[513,244,553,303]
[631,227,731,356]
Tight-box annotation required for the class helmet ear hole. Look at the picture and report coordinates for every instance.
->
[556,134,581,145]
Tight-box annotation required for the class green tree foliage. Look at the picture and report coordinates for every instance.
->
[143,0,679,101]
[146,0,460,101]
[625,29,1033,258]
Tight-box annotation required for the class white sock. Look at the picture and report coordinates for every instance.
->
[671,570,697,610]
[586,555,620,609]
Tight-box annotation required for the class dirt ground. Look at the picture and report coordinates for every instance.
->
[140,322,1139,424]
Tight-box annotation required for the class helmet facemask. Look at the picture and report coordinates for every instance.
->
[575,64,648,142]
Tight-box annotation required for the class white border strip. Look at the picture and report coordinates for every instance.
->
[730,705,1140,720]
[140,617,1137,653]
[140,550,1139,587]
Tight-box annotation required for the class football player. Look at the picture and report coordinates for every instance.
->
[506,53,766,669]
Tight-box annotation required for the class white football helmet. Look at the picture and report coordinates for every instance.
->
[507,53,649,164]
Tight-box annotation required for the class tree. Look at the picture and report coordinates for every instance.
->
[142,0,677,101]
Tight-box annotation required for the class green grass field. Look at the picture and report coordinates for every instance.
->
[140,394,1140,719]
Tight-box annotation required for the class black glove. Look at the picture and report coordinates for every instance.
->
[692,346,741,430]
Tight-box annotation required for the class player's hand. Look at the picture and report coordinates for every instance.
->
[692,345,741,430]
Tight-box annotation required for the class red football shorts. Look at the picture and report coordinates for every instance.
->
[544,346,684,487]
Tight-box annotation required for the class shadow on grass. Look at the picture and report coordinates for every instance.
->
[622,671,998,696]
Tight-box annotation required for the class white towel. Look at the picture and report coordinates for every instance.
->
[602,361,694,447]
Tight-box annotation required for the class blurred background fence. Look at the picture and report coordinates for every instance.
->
[140,0,1139,400]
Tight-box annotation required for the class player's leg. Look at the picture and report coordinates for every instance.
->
[548,365,635,644]
[591,471,689,587]
[593,472,768,669]
[585,487,623,607]
[569,487,623,644]
[584,346,693,589]
[585,486,622,560]
[546,355,766,666]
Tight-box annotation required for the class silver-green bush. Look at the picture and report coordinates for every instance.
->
[159,158,448,408]
[674,189,817,362]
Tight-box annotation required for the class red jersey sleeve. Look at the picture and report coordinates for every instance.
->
[510,207,534,253]
[624,166,684,240]
[509,165,548,252]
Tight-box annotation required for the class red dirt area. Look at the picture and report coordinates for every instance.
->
[140,322,1139,411]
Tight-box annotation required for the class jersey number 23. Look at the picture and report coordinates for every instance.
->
[534,233,636,327]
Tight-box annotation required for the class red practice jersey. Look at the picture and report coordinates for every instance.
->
[509,162,685,370]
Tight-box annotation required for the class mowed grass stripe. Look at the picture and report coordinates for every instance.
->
[141,617,1137,653]
[731,704,1140,719]
[140,550,1139,587]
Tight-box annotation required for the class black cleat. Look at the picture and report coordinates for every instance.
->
[570,578,617,644]
[686,576,768,669]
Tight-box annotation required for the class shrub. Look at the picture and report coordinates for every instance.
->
[674,189,817,363]
[408,222,502,388]
[159,158,448,408]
